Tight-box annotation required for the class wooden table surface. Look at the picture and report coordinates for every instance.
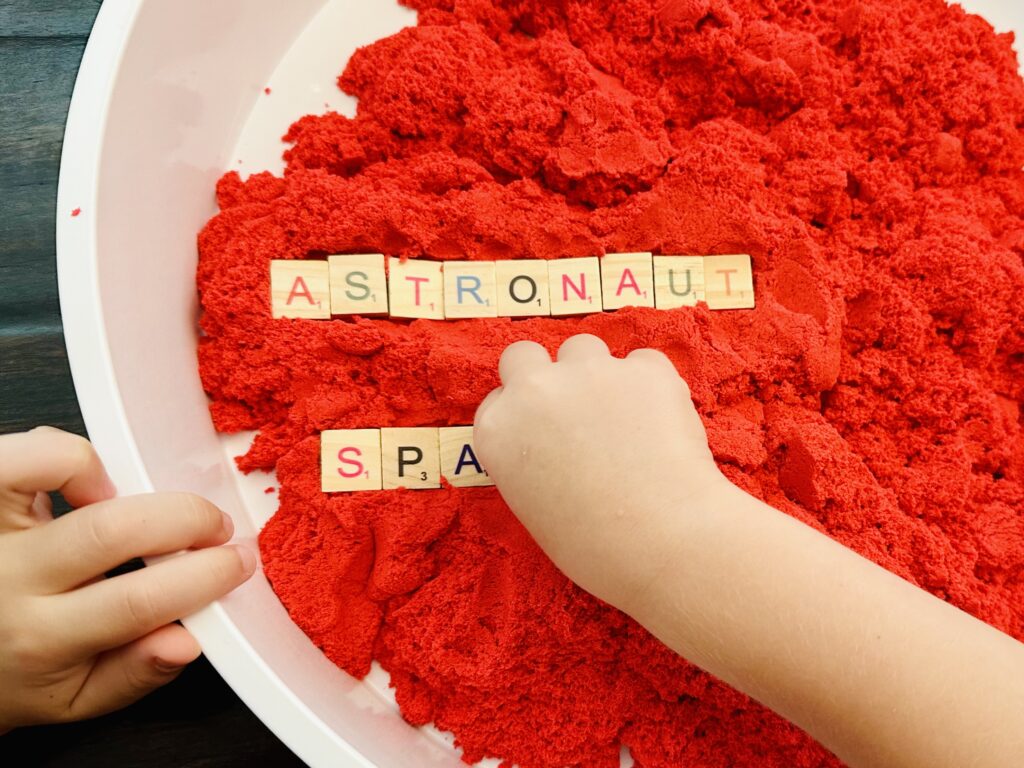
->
[0,2,305,765]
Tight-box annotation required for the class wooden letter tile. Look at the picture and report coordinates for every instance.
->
[653,256,705,309]
[321,429,382,492]
[601,252,654,310]
[329,254,389,316]
[381,428,441,489]
[388,257,445,319]
[703,254,755,310]
[443,261,498,318]
[495,260,550,317]
[439,426,493,488]
[548,257,602,316]
[271,259,331,319]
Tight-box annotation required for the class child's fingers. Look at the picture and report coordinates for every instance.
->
[63,624,201,722]
[625,347,681,377]
[48,545,256,657]
[498,340,550,385]
[20,492,233,593]
[555,333,610,362]
[473,386,504,429]
[30,491,54,523]
[0,427,117,510]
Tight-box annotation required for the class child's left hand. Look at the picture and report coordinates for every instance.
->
[0,427,256,732]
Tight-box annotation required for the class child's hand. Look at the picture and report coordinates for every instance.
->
[473,334,730,615]
[0,427,256,732]
[476,336,1024,768]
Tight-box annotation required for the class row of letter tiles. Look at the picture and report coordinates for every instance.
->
[320,427,493,493]
[270,253,755,320]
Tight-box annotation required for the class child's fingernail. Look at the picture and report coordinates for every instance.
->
[220,511,235,539]
[235,545,258,576]
[154,658,189,674]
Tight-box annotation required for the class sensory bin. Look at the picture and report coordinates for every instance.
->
[196,1,1024,765]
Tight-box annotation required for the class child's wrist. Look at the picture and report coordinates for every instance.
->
[624,474,750,631]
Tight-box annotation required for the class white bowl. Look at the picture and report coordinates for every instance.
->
[56,1,1023,766]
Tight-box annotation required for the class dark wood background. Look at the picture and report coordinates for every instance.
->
[0,2,304,765]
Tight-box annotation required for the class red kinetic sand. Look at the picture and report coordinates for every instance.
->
[196,1,1024,765]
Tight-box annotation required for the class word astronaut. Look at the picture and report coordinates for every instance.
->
[270,252,755,321]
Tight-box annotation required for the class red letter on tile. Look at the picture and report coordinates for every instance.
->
[337,447,365,478]
[616,268,641,297]
[406,275,429,305]
[562,273,587,301]
[287,276,316,306]
[716,268,737,295]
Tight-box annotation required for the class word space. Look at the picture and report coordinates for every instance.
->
[321,427,492,492]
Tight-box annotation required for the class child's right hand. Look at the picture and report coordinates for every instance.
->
[473,334,733,617]
[475,335,1024,768]
[0,427,256,732]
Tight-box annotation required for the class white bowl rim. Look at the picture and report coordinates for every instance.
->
[54,2,371,766]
